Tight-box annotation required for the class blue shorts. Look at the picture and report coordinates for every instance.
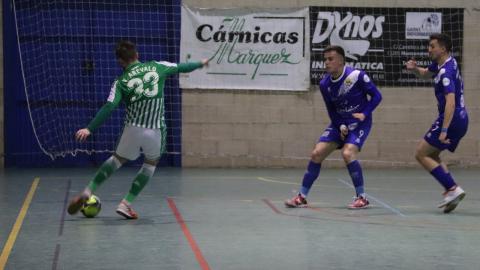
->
[424,109,468,152]
[318,119,372,151]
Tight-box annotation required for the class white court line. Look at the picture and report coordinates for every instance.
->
[337,178,407,217]
[257,177,297,185]
[257,176,442,194]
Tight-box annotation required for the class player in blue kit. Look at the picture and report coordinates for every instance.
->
[406,33,468,213]
[285,45,382,209]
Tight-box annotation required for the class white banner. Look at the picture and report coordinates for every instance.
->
[405,12,442,40]
[180,6,310,91]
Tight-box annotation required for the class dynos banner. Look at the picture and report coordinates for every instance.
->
[180,6,310,91]
[309,7,463,87]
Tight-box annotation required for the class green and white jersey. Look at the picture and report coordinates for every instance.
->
[86,60,202,133]
[109,61,180,129]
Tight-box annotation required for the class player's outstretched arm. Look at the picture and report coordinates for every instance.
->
[200,58,209,67]
[75,101,118,142]
[406,59,432,79]
[75,128,91,142]
[177,58,210,73]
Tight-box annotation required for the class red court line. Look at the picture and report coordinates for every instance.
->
[262,198,283,214]
[262,198,347,218]
[262,199,480,232]
[167,198,211,270]
[262,198,327,221]
[263,198,381,222]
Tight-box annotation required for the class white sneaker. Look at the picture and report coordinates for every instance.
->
[437,186,465,213]
[284,194,308,208]
[116,200,138,219]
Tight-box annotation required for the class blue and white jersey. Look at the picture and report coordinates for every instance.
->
[319,66,382,129]
[427,57,466,115]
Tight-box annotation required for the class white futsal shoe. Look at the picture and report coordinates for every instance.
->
[437,185,465,213]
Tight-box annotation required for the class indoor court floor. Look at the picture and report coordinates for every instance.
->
[1,167,480,270]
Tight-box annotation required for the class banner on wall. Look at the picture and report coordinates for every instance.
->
[309,7,463,87]
[180,6,310,91]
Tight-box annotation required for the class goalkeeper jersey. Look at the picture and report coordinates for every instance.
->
[87,60,203,132]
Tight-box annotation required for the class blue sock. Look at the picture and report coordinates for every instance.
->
[300,161,321,197]
[430,165,456,190]
[347,160,365,197]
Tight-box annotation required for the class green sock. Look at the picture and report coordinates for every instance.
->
[124,163,156,203]
[87,156,122,193]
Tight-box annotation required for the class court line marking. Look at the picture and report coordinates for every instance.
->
[167,197,211,270]
[0,177,40,269]
[337,178,407,217]
[262,198,364,220]
[58,179,71,236]
[257,177,345,190]
[262,199,480,232]
[51,180,71,270]
[39,175,444,180]
[263,199,366,219]
[52,244,61,270]
[257,176,440,194]
[257,177,297,185]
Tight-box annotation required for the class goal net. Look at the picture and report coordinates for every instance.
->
[13,0,181,160]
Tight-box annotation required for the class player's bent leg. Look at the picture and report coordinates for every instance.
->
[341,144,359,164]
[285,142,337,208]
[68,154,126,215]
[430,154,449,173]
[116,158,158,219]
[87,154,125,192]
[432,156,465,213]
[416,140,465,212]
[341,144,369,209]
[415,139,441,171]
[311,141,338,164]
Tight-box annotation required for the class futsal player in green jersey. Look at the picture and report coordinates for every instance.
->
[68,40,209,219]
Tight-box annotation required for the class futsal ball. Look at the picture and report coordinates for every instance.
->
[81,195,102,218]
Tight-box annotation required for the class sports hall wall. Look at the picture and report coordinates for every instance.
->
[180,0,480,168]
[2,1,182,167]
[1,1,479,168]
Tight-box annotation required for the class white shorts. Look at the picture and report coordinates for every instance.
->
[115,125,163,161]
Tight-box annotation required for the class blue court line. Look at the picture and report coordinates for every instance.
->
[337,178,407,217]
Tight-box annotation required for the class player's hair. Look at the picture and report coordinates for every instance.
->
[429,33,452,53]
[324,45,345,62]
[115,40,137,63]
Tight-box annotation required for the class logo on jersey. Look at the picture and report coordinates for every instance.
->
[442,77,450,87]
[338,70,360,96]
[434,68,446,84]
[344,78,353,87]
